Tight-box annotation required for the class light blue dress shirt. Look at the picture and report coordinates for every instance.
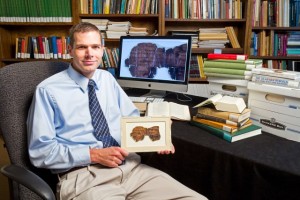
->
[27,65,139,173]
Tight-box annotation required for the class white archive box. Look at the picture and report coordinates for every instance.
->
[207,77,249,103]
[247,82,300,142]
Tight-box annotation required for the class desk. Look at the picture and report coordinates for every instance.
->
[132,90,300,200]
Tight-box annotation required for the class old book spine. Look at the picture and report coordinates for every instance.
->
[207,53,248,60]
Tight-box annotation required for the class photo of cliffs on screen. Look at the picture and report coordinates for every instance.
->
[124,42,188,80]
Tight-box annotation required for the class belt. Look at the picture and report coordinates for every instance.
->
[58,166,85,178]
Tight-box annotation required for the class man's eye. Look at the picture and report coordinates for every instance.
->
[77,46,86,49]
[93,46,102,49]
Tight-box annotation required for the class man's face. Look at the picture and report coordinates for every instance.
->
[69,30,103,78]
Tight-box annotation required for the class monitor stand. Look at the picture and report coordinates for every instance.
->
[141,89,166,98]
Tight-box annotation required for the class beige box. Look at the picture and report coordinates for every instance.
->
[247,82,300,142]
[207,77,249,103]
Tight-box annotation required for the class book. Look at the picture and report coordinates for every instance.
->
[252,74,300,89]
[207,53,248,60]
[203,72,252,80]
[196,112,250,127]
[252,68,300,81]
[197,55,206,78]
[190,117,262,143]
[192,116,252,133]
[205,58,263,65]
[146,102,191,121]
[204,60,258,70]
[225,26,241,48]
[193,94,246,113]
[197,107,251,123]
[203,68,252,76]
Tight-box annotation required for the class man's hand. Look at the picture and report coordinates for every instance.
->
[90,147,129,168]
[157,144,175,155]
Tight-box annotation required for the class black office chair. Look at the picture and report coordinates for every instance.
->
[0,61,69,200]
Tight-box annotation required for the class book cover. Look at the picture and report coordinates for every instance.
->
[146,102,191,121]
[204,60,257,70]
[190,118,262,142]
[197,106,251,123]
[206,58,263,65]
[203,68,252,76]
[192,117,252,133]
[207,53,248,60]
[196,112,250,127]
[204,72,252,80]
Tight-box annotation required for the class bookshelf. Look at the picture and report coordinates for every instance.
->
[249,0,300,70]
[160,0,253,82]
[0,0,253,82]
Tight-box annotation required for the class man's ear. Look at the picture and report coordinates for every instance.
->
[68,44,73,56]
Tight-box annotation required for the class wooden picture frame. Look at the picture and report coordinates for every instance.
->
[121,116,172,152]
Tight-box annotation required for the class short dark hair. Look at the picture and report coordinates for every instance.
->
[69,22,101,46]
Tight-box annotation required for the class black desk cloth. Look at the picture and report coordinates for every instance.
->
[132,91,300,200]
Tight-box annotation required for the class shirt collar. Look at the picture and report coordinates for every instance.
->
[67,65,99,93]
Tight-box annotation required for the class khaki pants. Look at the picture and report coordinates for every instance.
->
[57,153,207,200]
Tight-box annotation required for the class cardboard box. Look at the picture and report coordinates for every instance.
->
[247,82,300,142]
[207,77,249,103]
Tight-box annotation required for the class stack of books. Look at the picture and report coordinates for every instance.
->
[251,68,300,89]
[128,26,149,36]
[169,30,199,48]
[81,18,109,39]
[198,28,229,48]
[106,21,131,39]
[203,53,263,80]
[191,94,262,142]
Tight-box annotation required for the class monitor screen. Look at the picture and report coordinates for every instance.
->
[116,35,192,97]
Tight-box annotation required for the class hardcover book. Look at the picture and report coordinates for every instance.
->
[197,107,251,122]
[190,117,262,143]
[203,68,252,76]
[192,117,252,133]
[193,94,247,113]
[225,26,241,48]
[204,60,258,70]
[196,112,250,127]
[207,53,248,60]
[203,72,251,80]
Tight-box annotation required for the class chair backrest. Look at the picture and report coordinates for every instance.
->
[0,61,69,200]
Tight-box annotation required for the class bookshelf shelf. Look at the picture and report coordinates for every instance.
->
[0,22,74,26]
[1,58,72,63]
[250,1,300,70]
[79,14,159,18]
[164,19,247,23]
[252,27,300,31]
[249,56,300,60]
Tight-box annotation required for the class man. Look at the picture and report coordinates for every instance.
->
[27,22,207,200]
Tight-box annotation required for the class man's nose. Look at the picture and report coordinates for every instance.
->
[85,47,93,57]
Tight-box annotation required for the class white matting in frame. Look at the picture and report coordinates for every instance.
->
[121,116,172,152]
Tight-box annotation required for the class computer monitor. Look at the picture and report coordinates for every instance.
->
[116,35,192,97]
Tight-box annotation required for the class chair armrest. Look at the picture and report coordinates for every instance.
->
[1,164,56,200]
